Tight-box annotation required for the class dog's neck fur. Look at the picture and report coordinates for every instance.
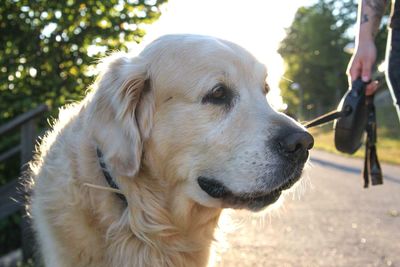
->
[86,161,222,267]
[119,172,221,266]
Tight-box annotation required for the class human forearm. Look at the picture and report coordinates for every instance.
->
[347,0,388,91]
[357,0,388,41]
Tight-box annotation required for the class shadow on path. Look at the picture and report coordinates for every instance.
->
[311,157,400,184]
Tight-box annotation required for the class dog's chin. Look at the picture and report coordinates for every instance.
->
[197,168,303,211]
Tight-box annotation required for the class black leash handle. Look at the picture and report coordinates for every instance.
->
[303,79,383,188]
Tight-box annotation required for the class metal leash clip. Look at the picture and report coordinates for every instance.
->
[304,78,383,187]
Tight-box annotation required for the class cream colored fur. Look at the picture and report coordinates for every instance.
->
[28,34,307,267]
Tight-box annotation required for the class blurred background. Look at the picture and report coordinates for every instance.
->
[0,0,399,266]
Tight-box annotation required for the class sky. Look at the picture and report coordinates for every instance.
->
[139,0,316,109]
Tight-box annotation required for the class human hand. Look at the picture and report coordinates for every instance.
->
[347,39,378,95]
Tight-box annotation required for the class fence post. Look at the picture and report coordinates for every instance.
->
[20,119,37,263]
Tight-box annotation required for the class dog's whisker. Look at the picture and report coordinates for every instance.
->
[280,76,295,83]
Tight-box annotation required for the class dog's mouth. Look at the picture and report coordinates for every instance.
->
[197,173,301,211]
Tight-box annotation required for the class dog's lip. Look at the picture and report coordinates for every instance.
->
[197,175,298,210]
[224,189,282,210]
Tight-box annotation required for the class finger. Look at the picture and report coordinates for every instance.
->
[349,62,362,81]
[366,80,379,95]
[361,64,372,82]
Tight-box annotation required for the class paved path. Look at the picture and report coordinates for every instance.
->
[217,150,400,267]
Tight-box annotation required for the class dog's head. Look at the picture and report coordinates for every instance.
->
[90,34,313,211]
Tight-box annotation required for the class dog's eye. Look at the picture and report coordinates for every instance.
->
[202,84,233,106]
[211,86,225,99]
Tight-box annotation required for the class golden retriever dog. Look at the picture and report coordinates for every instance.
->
[28,34,313,267]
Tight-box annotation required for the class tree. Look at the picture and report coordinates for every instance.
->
[0,0,167,124]
[278,0,356,119]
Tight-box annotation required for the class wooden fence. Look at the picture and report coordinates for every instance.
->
[0,104,48,266]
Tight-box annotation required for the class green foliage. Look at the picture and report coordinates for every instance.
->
[0,0,167,124]
[278,0,359,119]
[0,0,167,257]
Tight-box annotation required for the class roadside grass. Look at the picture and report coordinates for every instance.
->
[309,125,400,165]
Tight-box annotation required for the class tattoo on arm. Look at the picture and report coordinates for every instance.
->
[364,0,388,36]
[361,14,369,24]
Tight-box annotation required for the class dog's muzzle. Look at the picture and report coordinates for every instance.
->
[197,130,313,211]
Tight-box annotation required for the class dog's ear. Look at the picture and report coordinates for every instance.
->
[88,52,154,178]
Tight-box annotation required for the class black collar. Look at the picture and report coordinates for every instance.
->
[96,148,128,205]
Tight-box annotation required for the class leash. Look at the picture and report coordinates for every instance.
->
[303,79,383,188]
[363,96,383,187]
[304,109,350,129]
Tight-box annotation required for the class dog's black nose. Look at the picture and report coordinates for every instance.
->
[279,131,314,154]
